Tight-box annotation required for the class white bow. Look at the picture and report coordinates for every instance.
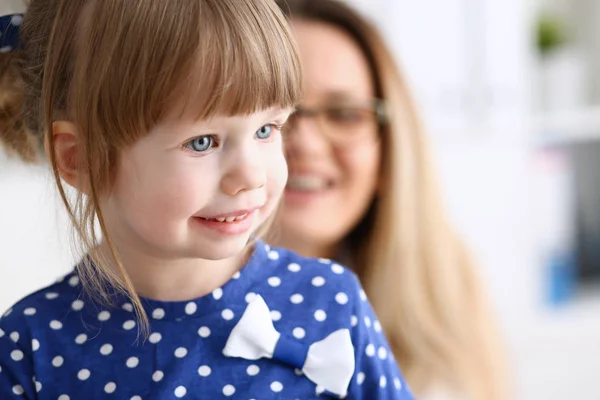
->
[222,295,355,397]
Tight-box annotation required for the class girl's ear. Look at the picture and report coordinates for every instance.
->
[48,121,90,194]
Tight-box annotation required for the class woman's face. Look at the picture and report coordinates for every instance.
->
[278,20,382,258]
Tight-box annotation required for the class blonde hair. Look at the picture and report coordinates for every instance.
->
[276,1,508,399]
[1,0,301,335]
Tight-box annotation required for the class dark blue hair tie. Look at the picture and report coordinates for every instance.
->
[0,14,24,53]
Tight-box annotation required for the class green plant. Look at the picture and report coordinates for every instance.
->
[536,13,569,56]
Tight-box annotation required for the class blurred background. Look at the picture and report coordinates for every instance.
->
[1,0,599,398]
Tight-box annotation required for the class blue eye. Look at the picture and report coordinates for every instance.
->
[185,136,214,152]
[256,124,274,140]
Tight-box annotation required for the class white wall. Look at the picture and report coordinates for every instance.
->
[0,152,73,310]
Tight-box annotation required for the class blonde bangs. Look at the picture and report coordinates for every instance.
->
[72,0,301,149]
[173,1,303,120]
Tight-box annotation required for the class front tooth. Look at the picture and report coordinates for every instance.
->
[216,217,226,222]
[234,213,247,221]
[225,216,236,222]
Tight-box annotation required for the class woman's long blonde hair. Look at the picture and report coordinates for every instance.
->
[0,0,302,335]
[276,1,508,398]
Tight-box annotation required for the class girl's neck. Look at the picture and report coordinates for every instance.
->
[96,241,252,302]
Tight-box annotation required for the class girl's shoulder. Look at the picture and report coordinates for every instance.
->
[257,242,364,301]
[0,270,80,333]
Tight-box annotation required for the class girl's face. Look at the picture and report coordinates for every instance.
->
[101,108,291,261]
[278,20,381,257]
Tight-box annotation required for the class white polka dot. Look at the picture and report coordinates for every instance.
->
[45,292,59,300]
[359,290,367,301]
[378,346,388,359]
[222,384,236,396]
[52,356,64,367]
[152,308,165,320]
[149,332,162,344]
[68,276,79,287]
[184,302,197,315]
[213,288,223,300]
[0,328,4,338]
[198,365,211,377]
[78,369,91,380]
[32,339,40,351]
[268,276,281,287]
[105,382,116,393]
[318,257,331,264]
[75,334,87,345]
[247,365,260,376]
[331,263,344,274]
[123,320,136,330]
[174,386,187,398]
[314,309,327,322]
[35,381,42,392]
[152,370,164,382]
[287,263,301,272]
[374,320,382,332]
[222,309,234,320]
[12,385,24,395]
[293,327,305,339]
[365,344,376,357]
[394,378,402,389]
[245,292,257,303]
[97,311,111,322]
[11,350,23,361]
[335,292,349,304]
[290,294,304,304]
[271,381,283,392]
[264,243,271,252]
[198,326,211,338]
[131,396,142,400]
[270,310,281,321]
[312,276,325,287]
[316,385,325,395]
[364,316,372,328]
[50,320,63,330]
[268,250,279,260]
[126,357,139,368]
[58,395,70,400]
[10,15,23,26]
[174,347,187,358]
[232,271,241,279]
[380,376,387,388]
[294,368,303,376]
[23,307,36,316]
[357,372,365,385]
[10,332,19,342]
[100,344,113,356]
[351,315,358,326]
[71,300,84,311]
[122,303,134,312]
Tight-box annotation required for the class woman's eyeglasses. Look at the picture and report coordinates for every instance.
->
[283,99,386,146]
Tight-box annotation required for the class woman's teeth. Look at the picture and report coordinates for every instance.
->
[203,214,248,223]
[287,176,328,190]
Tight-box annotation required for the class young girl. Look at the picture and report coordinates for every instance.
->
[0,1,414,399]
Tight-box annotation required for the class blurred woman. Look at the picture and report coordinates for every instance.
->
[272,1,508,399]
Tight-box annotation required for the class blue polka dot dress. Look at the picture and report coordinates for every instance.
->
[0,242,414,399]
